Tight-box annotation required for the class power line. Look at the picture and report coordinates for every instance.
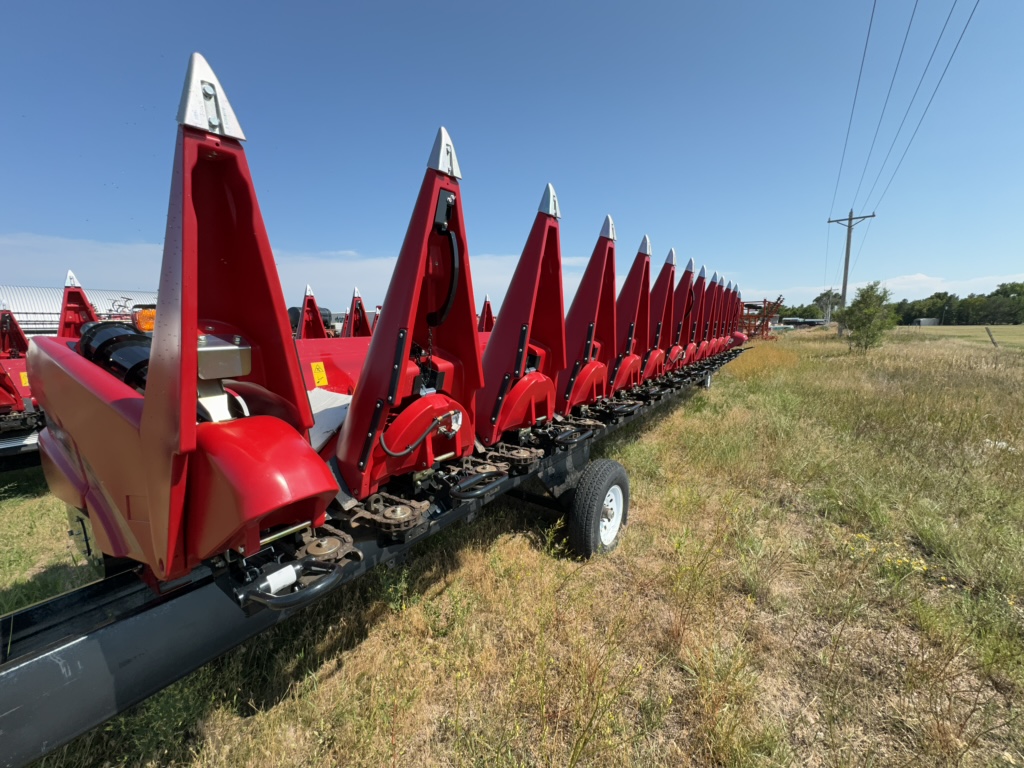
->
[872,0,982,209]
[852,0,920,209]
[861,0,960,208]
[827,0,878,217]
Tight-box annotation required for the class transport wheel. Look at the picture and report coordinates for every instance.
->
[568,459,630,558]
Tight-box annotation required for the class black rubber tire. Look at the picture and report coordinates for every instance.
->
[567,459,630,558]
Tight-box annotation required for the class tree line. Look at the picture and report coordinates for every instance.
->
[781,283,1023,325]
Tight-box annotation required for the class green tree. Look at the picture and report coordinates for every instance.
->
[989,283,1024,324]
[955,294,986,324]
[894,298,913,325]
[780,303,823,320]
[813,288,841,318]
[992,282,1024,299]
[838,281,897,351]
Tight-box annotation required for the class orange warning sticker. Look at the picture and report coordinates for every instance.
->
[311,361,328,387]
[20,372,29,387]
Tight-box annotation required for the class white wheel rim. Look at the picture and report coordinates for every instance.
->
[599,485,624,546]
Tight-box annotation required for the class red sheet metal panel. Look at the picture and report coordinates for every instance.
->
[476,192,566,446]
[336,131,484,499]
[556,220,617,414]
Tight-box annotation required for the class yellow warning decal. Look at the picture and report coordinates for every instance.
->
[20,372,29,387]
[311,361,328,387]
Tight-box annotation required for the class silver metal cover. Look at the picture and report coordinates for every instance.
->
[197,334,252,380]
[600,215,617,241]
[427,127,462,179]
[539,183,561,219]
[177,52,246,141]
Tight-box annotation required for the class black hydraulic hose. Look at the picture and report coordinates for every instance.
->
[450,470,508,501]
[611,402,642,417]
[243,559,345,611]
[554,428,593,448]
[378,410,459,458]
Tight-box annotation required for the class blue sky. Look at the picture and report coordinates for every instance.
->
[1,1,1020,310]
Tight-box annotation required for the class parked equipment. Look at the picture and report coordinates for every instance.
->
[291,285,332,340]
[742,295,785,340]
[340,288,372,338]
[0,272,129,459]
[2,53,749,766]
[0,308,40,457]
[478,294,495,332]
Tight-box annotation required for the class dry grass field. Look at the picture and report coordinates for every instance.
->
[892,324,1024,351]
[2,325,1023,766]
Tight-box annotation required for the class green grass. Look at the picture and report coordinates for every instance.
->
[0,468,97,615]
[5,324,1024,766]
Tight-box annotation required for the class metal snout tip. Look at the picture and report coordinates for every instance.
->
[666,248,676,266]
[600,215,617,241]
[427,127,462,179]
[65,270,80,288]
[177,52,246,140]
[539,183,561,219]
[639,235,652,256]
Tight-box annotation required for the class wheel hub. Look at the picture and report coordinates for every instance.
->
[599,485,624,547]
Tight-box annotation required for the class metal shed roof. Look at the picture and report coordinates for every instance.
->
[0,285,158,335]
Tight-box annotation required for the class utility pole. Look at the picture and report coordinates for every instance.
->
[828,209,875,335]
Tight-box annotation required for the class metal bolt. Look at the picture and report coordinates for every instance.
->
[198,335,207,345]
[202,83,216,99]
[233,335,242,345]
[208,116,221,129]
[446,194,455,205]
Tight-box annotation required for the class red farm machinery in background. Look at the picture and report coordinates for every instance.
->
[2,53,749,766]
[478,295,495,332]
[0,307,39,457]
[741,295,785,340]
[292,285,332,340]
[0,271,137,459]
